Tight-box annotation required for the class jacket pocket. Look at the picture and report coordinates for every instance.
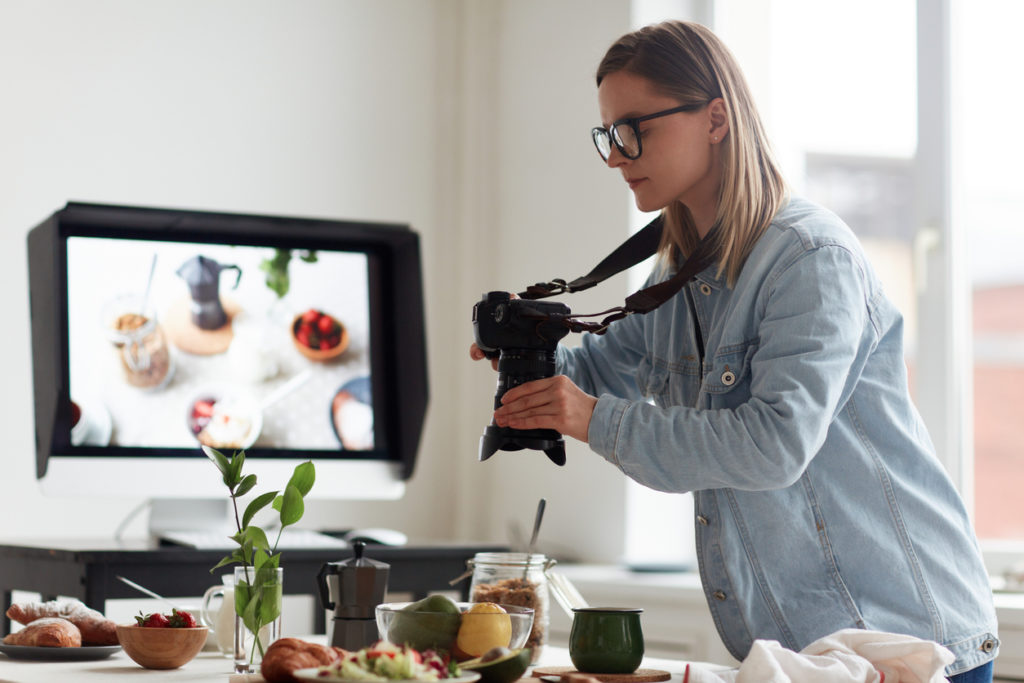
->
[704,340,757,407]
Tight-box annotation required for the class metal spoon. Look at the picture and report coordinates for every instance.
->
[523,498,546,579]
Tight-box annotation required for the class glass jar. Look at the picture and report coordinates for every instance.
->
[467,552,554,663]
[102,293,174,390]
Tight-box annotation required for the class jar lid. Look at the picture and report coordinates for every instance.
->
[571,606,643,613]
[471,551,548,567]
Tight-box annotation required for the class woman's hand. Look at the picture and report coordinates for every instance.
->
[493,375,597,443]
[469,343,499,371]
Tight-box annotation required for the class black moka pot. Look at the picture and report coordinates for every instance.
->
[316,541,390,650]
[175,255,242,330]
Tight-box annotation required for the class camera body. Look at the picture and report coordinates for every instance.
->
[473,291,571,356]
[473,291,572,465]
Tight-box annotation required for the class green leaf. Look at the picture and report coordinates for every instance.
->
[253,548,269,572]
[287,461,316,497]
[242,526,271,552]
[234,578,252,615]
[261,249,292,298]
[211,546,246,571]
[241,587,261,636]
[239,539,255,566]
[242,491,279,529]
[203,446,232,484]
[228,451,246,487]
[235,474,258,498]
[278,484,304,527]
[258,582,283,624]
[299,250,319,264]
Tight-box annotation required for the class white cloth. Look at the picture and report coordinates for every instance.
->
[687,629,955,683]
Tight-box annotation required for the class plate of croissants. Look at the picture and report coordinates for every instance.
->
[0,599,121,661]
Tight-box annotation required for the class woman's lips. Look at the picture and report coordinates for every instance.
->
[626,177,646,190]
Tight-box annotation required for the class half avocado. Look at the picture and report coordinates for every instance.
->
[461,647,531,683]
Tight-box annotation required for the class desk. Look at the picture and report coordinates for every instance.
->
[0,538,505,637]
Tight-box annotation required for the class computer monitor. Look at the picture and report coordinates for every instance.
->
[27,202,428,536]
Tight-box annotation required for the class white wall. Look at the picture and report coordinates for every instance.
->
[448,0,635,562]
[0,0,636,562]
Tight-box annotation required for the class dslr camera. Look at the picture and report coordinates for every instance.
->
[473,291,571,465]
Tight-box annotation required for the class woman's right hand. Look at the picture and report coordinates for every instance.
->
[469,343,500,371]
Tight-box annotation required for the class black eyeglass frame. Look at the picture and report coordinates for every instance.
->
[591,102,708,161]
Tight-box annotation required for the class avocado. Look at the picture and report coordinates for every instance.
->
[461,647,531,683]
[386,595,462,651]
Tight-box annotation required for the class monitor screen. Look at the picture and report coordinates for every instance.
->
[66,236,376,453]
[27,202,427,523]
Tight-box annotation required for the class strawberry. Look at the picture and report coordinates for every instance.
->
[301,308,320,324]
[319,339,333,350]
[135,611,170,628]
[168,608,198,628]
[317,315,336,335]
[192,399,215,418]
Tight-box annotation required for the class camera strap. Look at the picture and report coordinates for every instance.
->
[519,215,717,334]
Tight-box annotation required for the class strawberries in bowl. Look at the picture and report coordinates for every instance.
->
[134,609,198,629]
[292,309,349,361]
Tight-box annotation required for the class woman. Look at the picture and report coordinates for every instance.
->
[471,20,998,681]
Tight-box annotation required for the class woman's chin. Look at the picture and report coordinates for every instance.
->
[633,194,667,213]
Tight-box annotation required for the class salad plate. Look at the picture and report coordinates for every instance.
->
[292,671,481,683]
[0,643,122,661]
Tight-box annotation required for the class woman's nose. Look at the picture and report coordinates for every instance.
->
[605,146,628,168]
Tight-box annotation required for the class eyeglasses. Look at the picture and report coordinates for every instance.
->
[591,102,707,161]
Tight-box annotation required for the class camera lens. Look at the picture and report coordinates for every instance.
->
[478,348,566,466]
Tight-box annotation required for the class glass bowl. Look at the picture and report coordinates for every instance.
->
[375,601,534,660]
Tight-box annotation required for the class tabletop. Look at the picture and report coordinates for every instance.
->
[0,641,723,683]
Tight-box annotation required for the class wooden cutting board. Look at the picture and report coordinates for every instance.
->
[530,666,671,682]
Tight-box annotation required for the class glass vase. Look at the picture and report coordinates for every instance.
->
[233,565,283,674]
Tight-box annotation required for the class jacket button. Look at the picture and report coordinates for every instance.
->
[980,638,996,653]
[699,283,712,296]
[721,370,736,386]
[713,590,727,601]
[697,515,709,526]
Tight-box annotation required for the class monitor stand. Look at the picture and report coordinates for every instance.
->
[148,498,232,546]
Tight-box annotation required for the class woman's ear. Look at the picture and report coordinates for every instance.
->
[708,97,729,143]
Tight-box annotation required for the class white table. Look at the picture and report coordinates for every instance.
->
[0,641,725,683]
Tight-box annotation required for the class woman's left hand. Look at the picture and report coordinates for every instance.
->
[493,375,598,443]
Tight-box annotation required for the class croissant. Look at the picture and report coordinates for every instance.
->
[3,617,82,647]
[260,637,346,683]
[6,599,118,645]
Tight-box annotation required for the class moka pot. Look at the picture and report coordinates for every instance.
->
[175,255,242,330]
[316,541,390,650]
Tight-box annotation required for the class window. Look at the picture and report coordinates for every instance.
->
[623,0,1024,572]
[956,0,1024,547]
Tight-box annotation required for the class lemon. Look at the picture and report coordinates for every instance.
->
[455,603,512,657]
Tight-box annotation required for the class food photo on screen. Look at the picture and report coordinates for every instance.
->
[65,236,375,453]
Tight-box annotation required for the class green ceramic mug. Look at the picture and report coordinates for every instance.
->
[568,607,644,674]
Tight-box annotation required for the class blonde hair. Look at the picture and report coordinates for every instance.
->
[596,21,787,286]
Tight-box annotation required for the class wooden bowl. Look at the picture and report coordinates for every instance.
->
[116,624,209,669]
[291,313,349,362]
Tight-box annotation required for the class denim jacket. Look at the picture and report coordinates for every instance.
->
[556,197,998,674]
